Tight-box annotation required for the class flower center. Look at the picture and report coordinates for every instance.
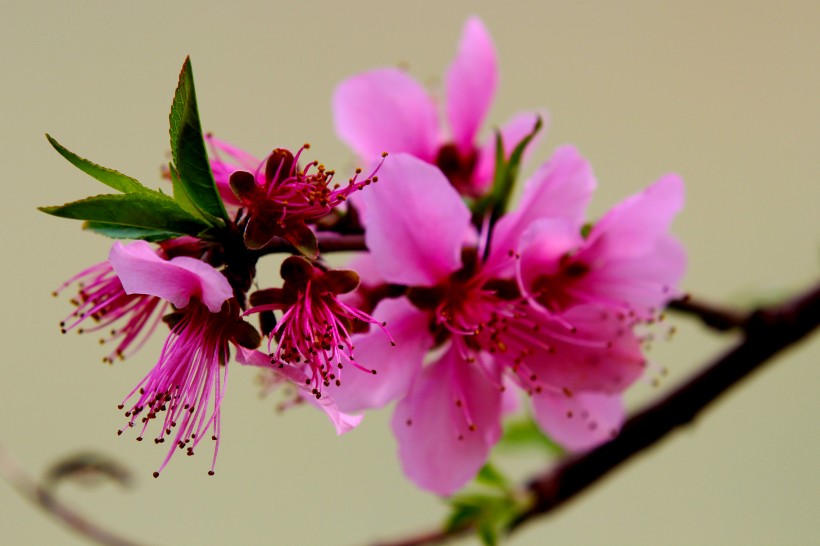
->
[530,257,590,312]
[435,143,478,196]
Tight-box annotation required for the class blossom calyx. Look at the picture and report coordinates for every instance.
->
[251,257,360,308]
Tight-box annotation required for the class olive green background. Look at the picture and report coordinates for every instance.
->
[1,1,818,545]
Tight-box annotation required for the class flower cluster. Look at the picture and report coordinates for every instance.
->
[50,140,390,477]
[45,16,684,494]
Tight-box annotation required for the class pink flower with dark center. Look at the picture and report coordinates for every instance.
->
[226,145,384,252]
[245,256,393,399]
[108,240,259,477]
[331,154,678,494]
[333,16,545,197]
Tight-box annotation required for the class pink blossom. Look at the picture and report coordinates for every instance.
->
[333,16,545,197]
[333,154,677,494]
[227,145,383,251]
[109,241,257,477]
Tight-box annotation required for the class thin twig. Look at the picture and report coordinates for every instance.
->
[667,296,750,331]
[255,233,367,256]
[373,280,820,546]
[317,233,367,253]
[0,441,146,546]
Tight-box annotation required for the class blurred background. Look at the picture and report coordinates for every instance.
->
[1,1,818,544]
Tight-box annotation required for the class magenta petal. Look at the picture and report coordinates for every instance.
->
[579,236,687,319]
[234,347,362,435]
[333,68,440,162]
[391,349,502,495]
[304,392,364,435]
[109,241,232,312]
[362,154,471,286]
[584,174,685,260]
[343,252,385,288]
[500,376,522,417]
[206,135,261,210]
[233,346,271,368]
[206,134,261,171]
[526,305,645,394]
[473,111,548,194]
[531,391,624,452]
[489,145,596,265]
[332,297,431,412]
[517,218,584,293]
[445,16,499,154]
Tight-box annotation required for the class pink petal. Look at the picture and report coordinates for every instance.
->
[531,391,625,451]
[332,297,432,412]
[304,392,364,435]
[391,349,502,495]
[234,347,363,435]
[205,135,262,171]
[488,145,596,266]
[500,375,523,416]
[333,68,440,162]
[578,236,687,319]
[206,135,261,210]
[584,174,684,261]
[233,346,273,368]
[362,154,471,286]
[516,218,584,294]
[109,241,232,313]
[342,252,385,288]
[445,16,499,154]
[525,305,645,394]
[473,111,548,194]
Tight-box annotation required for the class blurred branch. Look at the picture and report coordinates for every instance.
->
[257,233,368,256]
[0,441,145,546]
[373,280,820,546]
[667,296,750,331]
[316,233,368,253]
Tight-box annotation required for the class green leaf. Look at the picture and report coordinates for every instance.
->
[445,493,519,544]
[472,116,543,222]
[40,193,208,236]
[497,418,565,456]
[169,57,228,223]
[445,495,486,532]
[495,116,543,215]
[475,463,509,491]
[83,221,179,242]
[168,162,219,224]
[477,522,498,546]
[46,134,157,195]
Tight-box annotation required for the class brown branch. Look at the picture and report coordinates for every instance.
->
[511,279,820,530]
[0,441,146,546]
[374,280,820,546]
[253,233,368,256]
[316,233,367,253]
[667,296,750,331]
